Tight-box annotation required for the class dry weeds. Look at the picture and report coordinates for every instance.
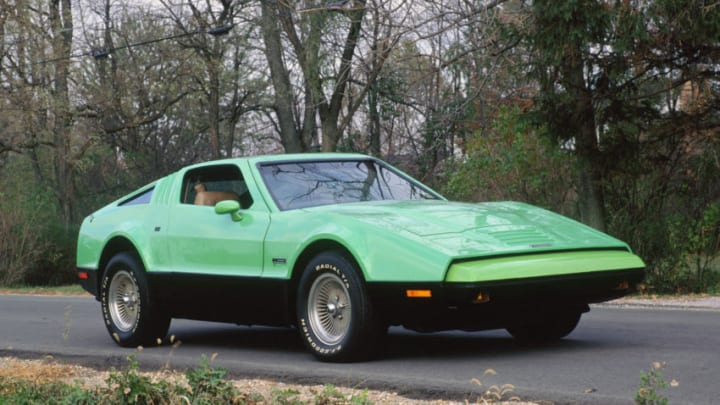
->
[1,356,531,404]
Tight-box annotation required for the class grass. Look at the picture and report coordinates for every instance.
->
[0,284,88,296]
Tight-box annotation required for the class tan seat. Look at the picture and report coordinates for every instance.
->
[193,183,240,206]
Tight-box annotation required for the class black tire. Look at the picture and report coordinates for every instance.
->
[100,252,170,347]
[506,311,581,344]
[297,251,380,362]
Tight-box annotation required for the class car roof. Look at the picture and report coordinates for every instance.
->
[179,153,374,172]
[248,152,371,165]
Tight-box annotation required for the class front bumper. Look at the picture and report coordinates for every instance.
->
[77,267,99,299]
[367,266,645,332]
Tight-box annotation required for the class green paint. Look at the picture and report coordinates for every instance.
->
[77,153,645,285]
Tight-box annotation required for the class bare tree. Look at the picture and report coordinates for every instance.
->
[161,0,236,159]
[48,0,75,227]
[1,0,82,227]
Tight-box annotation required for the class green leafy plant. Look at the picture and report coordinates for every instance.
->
[185,353,240,404]
[0,376,97,405]
[635,361,679,405]
[312,384,372,405]
[681,202,720,291]
[348,388,371,405]
[102,352,177,405]
[270,387,303,405]
[314,384,346,405]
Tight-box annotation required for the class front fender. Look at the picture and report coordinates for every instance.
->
[262,212,450,282]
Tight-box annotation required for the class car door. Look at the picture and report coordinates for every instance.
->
[164,163,270,277]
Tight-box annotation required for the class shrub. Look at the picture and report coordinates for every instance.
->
[0,157,77,287]
[444,107,576,216]
[0,191,51,286]
[185,354,241,404]
[0,377,98,405]
[102,354,179,405]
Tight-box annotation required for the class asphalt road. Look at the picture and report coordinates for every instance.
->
[1,294,718,404]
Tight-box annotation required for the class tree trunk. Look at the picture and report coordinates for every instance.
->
[50,0,74,229]
[259,0,305,153]
[367,82,381,156]
[576,147,606,232]
[318,1,366,152]
[572,81,606,232]
[208,60,221,159]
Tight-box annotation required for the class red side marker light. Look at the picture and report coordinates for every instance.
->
[78,272,89,280]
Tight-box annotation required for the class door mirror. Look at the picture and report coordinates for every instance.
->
[214,200,243,222]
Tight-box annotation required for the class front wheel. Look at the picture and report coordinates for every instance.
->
[100,252,170,347]
[506,311,581,344]
[297,251,380,362]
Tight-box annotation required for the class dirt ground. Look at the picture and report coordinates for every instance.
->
[0,356,537,404]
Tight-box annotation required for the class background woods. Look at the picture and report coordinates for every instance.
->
[1,0,718,292]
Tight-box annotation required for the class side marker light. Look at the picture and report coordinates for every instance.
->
[615,280,630,290]
[473,291,490,303]
[78,272,89,280]
[406,289,432,298]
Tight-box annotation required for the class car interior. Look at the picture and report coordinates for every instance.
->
[181,164,253,209]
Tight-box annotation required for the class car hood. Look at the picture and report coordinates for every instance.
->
[310,200,630,258]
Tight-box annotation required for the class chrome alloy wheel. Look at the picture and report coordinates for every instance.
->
[108,270,140,332]
[307,273,351,345]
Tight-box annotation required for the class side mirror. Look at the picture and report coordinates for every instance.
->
[214,200,243,222]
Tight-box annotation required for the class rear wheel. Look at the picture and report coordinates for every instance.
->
[297,251,381,362]
[506,311,581,343]
[100,252,170,347]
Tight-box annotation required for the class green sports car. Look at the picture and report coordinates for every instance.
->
[77,153,645,362]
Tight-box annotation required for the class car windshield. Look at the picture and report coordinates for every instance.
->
[259,159,441,210]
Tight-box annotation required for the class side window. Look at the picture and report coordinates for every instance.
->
[180,164,253,209]
[119,187,154,206]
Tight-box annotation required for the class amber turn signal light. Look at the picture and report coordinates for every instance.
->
[406,289,432,298]
[473,291,490,303]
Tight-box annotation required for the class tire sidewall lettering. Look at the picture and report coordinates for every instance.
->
[299,317,343,355]
[298,251,378,361]
[314,263,350,289]
[101,265,141,337]
[99,252,170,347]
[300,261,353,356]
